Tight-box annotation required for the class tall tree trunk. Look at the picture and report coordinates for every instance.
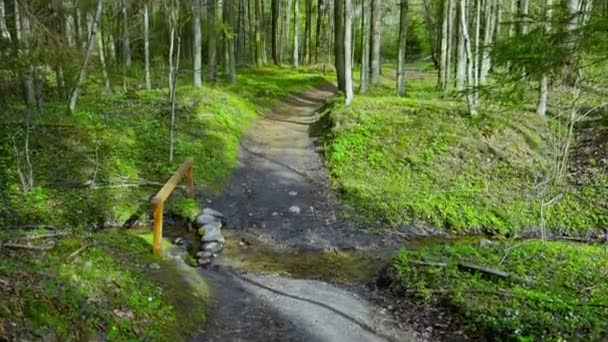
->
[192,0,202,87]
[237,0,246,64]
[285,0,292,59]
[227,0,237,83]
[293,0,299,66]
[254,0,263,65]
[272,0,279,64]
[396,0,408,96]
[344,0,353,104]
[334,0,345,91]
[473,0,481,87]
[97,17,112,91]
[459,0,477,116]
[455,0,465,91]
[144,2,152,89]
[509,0,517,38]
[370,0,381,85]
[439,0,449,90]
[122,0,131,69]
[68,0,104,114]
[303,0,311,64]
[209,0,218,80]
[536,0,553,116]
[446,0,455,90]
[168,0,181,164]
[480,0,495,84]
[359,0,370,93]
[14,1,35,109]
[315,0,324,63]
[0,0,10,40]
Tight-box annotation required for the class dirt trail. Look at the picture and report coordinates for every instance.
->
[196,84,417,341]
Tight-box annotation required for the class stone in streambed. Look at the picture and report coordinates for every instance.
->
[198,258,212,266]
[203,208,225,219]
[196,213,221,227]
[202,241,224,254]
[289,206,301,214]
[202,228,225,244]
[196,251,213,258]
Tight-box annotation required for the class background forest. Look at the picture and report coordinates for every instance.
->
[0,0,607,340]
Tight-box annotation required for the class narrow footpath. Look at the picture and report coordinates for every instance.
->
[195,84,418,341]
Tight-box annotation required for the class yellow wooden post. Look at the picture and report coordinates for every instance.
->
[187,165,194,195]
[152,200,164,256]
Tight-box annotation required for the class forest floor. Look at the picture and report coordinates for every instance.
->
[195,85,422,341]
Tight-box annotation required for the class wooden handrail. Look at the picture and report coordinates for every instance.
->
[151,157,194,256]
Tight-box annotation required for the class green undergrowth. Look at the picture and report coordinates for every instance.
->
[0,66,328,228]
[0,229,209,341]
[321,67,607,235]
[388,240,608,340]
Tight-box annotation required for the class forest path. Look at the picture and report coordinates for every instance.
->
[195,84,417,341]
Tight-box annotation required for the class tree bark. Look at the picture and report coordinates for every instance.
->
[168,0,182,164]
[143,2,152,89]
[459,0,477,116]
[344,0,353,104]
[303,0,312,64]
[396,0,408,96]
[68,0,104,114]
[97,17,112,91]
[334,0,345,91]
[237,0,246,64]
[455,0,465,91]
[209,0,218,81]
[272,0,280,64]
[121,0,131,69]
[536,0,553,116]
[439,0,449,89]
[315,0,324,63]
[254,0,263,65]
[227,0,237,83]
[192,0,202,87]
[359,0,370,93]
[0,0,10,40]
[370,0,381,85]
[293,0,299,66]
[473,0,481,87]
[480,0,495,84]
[285,0,292,59]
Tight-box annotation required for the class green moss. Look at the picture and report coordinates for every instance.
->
[321,65,607,235]
[0,230,208,341]
[389,240,608,340]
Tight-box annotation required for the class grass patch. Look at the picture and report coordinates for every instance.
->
[0,229,209,341]
[321,66,607,235]
[0,66,329,228]
[388,239,608,340]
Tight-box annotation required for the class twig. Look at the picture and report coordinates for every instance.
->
[457,262,510,279]
[411,260,448,267]
[499,241,530,265]
[1,242,55,251]
[66,243,94,260]
[14,232,71,241]
[0,224,59,230]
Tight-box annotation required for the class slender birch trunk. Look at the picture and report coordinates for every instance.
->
[0,0,10,40]
[455,0,465,91]
[396,0,408,96]
[122,0,131,69]
[344,0,353,104]
[370,0,381,85]
[459,0,477,116]
[536,0,553,116]
[335,0,345,91]
[439,0,449,89]
[209,0,218,80]
[168,0,181,164]
[143,2,152,89]
[315,0,324,63]
[480,0,495,84]
[227,0,237,83]
[96,18,112,91]
[360,0,370,93]
[192,0,202,87]
[473,0,481,87]
[69,0,104,114]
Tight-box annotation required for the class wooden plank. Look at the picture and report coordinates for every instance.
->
[152,201,164,256]
[151,157,194,206]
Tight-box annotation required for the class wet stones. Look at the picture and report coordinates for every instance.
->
[195,208,226,266]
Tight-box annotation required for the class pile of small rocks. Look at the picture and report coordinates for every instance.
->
[194,208,225,266]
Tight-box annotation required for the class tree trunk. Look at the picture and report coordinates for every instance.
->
[192,0,202,87]
[334,0,345,91]
[237,0,246,64]
[168,0,182,164]
[396,0,408,96]
[455,0,465,91]
[122,0,131,69]
[315,0,324,63]
[446,0,455,90]
[143,2,152,89]
[439,0,449,89]
[473,0,481,87]
[227,0,237,83]
[509,0,516,38]
[272,0,279,64]
[459,0,477,116]
[370,0,381,85]
[480,0,495,84]
[97,17,112,91]
[208,0,218,80]
[254,0,263,65]
[293,0,299,66]
[285,0,292,59]
[536,0,553,116]
[344,0,353,104]
[68,0,104,114]
[359,0,370,93]
[303,0,311,64]
[0,0,10,40]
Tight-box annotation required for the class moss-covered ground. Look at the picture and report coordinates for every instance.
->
[0,228,209,340]
[321,65,607,235]
[388,239,608,340]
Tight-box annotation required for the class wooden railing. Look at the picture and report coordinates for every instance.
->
[151,157,194,256]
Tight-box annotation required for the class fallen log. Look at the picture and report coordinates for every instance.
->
[457,262,510,279]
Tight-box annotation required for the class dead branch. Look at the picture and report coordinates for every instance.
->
[1,242,55,251]
[0,224,59,230]
[457,262,510,279]
[14,232,71,241]
[66,243,94,260]
[411,260,448,267]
